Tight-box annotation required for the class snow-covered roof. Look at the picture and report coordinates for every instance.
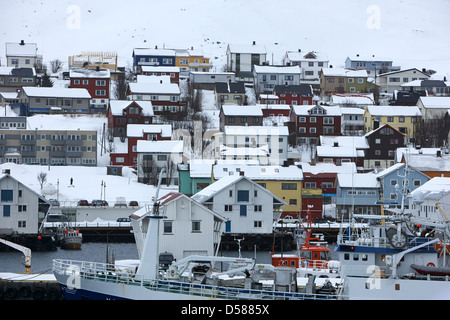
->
[141,66,180,73]
[320,136,369,149]
[317,145,359,158]
[410,177,450,202]
[227,44,266,54]
[292,105,342,116]
[136,75,171,84]
[128,82,180,94]
[253,65,301,74]
[69,68,110,78]
[126,124,172,138]
[284,51,329,62]
[22,87,91,99]
[108,100,154,116]
[213,164,303,181]
[220,145,269,157]
[224,125,289,136]
[0,66,36,76]
[418,96,450,109]
[321,68,368,78]
[337,172,379,188]
[297,162,357,175]
[5,42,38,57]
[133,48,176,56]
[331,94,374,105]
[136,140,183,153]
[26,114,105,131]
[365,105,422,117]
[221,104,263,116]
[347,55,393,62]
[339,107,365,115]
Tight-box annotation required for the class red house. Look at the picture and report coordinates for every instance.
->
[141,66,180,85]
[289,104,342,145]
[260,103,291,117]
[70,68,110,112]
[110,123,172,167]
[298,162,356,220]
[107,100,154,137]
[273,84,313,106]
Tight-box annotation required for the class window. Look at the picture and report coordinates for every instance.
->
[164,221,173,234]
[18,205,27,212]
[282,183,297,190]
[348,78,354,83]
[254,205,262,212]
[3,205,10,217]
[375,138,381,144]
[254,221,263,228]
[375,150,381,155]
[253,117,259,123]
[1,190,13,202]
[309,127,316,133]
[96,80,106,86]
[323,117,334,124]
[299,127,306,133]
[192,221,201,233]
[237,190,249,202]
[387,117,393,122]
[304,182,316,188]
[157,155,167,161]
[225,205,233,211]
[18,221,26,228]
[310,117,317,123]
[228,116,235,123]
[358,78,364,83]
[413,180,421,187]
[289,199,297,206]
[322,182,333,188]
[229,190,232,197]
[399,117,405,123]
[116,157,125,163]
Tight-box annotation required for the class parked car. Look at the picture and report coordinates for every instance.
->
[77,199,90,206]
[129,201,139,207]
[48,199,60,207]
[92,200,109,207]
[277,215,299,224]
[116,217,131,223]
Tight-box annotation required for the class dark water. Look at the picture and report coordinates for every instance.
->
[0,242,338,275]
[0,242,139,274]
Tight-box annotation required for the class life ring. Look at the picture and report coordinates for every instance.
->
[18,286,31,298]
[281,260,287,266]
[427,262,436,267]
[5,287,17,299]
[32,287,45,300]
[47,288,60,300]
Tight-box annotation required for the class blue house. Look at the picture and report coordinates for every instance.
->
[336,172,380,219]
[132,48,176,73]
[345,54,400,75]
[375,163,430,207]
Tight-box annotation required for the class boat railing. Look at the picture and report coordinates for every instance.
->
[52,259,339,300]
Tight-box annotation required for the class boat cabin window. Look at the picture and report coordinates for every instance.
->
[353,254,359,261]
[344,253,350,260]
[301,251,312,259]
[362,254,368,261]
[320,252,330,260]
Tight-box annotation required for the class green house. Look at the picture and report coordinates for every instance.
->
[177,160,214,196]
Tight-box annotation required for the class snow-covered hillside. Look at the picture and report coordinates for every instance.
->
[1,0,449,77]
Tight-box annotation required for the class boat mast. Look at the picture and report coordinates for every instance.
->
[136,168,166,280]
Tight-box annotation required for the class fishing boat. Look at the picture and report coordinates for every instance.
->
[52,170,338,300]
[271,215,340,278]
[56,224,82,250]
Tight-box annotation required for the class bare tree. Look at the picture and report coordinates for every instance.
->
[113,73,128,100]
[414,115,449,148]
[37,172,48,190]
[50,59,63,74]
[139,155,159,186]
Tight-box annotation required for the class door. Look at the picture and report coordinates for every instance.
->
[240,205,247,216]
[225,221,231,233]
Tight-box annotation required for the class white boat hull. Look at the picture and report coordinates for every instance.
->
[344,276,450,300]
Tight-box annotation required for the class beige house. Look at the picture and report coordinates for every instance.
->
[377,68,430,94]
[0,129,97,166]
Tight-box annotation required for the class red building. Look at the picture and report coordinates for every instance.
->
[69,68,110,112]
[107,100,154,137]
[273,84,313,106]
[141,66,180,85]
[289,104,342,145]
[260,104,291,118]
[110,123,172,167]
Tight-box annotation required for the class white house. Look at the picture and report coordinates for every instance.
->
[376,68,430,94]
[252,65,301,95]
[130,192,227,261]
[0,170,50,235]
[416,96,450,120]
[191,175,286,235]
[410,177,450,223]
[218,126,290,166]
[136,140,186,184]
[5,40,43,70]
[226,42,267,82]
[282,50,329,82]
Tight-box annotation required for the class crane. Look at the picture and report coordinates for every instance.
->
[0,238,31,274]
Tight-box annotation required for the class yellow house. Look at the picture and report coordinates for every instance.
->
[363,105,422,140]
[212,164,303,216]
[175,49,213,77]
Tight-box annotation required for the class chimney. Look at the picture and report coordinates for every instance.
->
[298,49,301,52]
[252,41,256,45]
[356,54,359,57]
[155,45,158,49]
[2,169,10,175]
[333,142,339,147]
[20,40,25,46]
